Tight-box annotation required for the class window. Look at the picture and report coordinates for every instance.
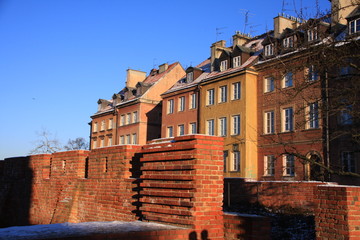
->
[264,77,274,92]
[264,44,274,56]
[108,118,113,129]
[232,82,241,100]
[264,111,275,134]
[283,154,295,176]
[349,18,360,34]
[126,134,131,144]
[233,56,241,68]
[93,122,98,132]
[101,120,106,131]
[340,66,351,76]
[282,107,294,132]
[179,96,185,112]
[207,119,215,136]
[92,139,97,149]
[232,115,240,135]
[187,72,193,82]
[340,105,353,125]
[120,115,125,126]
[223,151,228,172]
[307,28,318,41]
[190,93,197,109]
[283,72,293,88]
[341,152,355,173]
[231,151,240,172]
[190,122,197,134]
[108,137,113,146]
[219,85,227,103]
[178,124,185,136]
[308,102,319,129]
[133,111,138,123]
[264,155,275,176]
[220,60,228,71]
[219,117,227,136]
[100,138,104,147]
[167,126,173,137]
[120,135,125,144]
[168,99,174,114]
[207,89,214,105]
[307,65,319,81]
[283,36,294,48]
[132,133,137,144]
[127,113,132,124]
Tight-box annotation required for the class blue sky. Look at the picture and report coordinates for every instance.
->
[0,0,330,160]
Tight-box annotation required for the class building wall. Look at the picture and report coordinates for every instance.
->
[199,69,258,178]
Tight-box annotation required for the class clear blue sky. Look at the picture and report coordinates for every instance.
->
[0,0,330,160]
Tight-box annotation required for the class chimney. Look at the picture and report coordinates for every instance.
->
[331,0,357,26]
[158,63,169,73]
[273,14,299,38]
[126,69,146,88]
[232,32,251,47]
[210,40,227,71]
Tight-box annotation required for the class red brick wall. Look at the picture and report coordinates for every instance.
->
[139,135,225,239]
[224,213,270,240]
[315,185,360,239]
[224,178,329,213]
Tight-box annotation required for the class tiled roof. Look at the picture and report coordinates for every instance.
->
[143,62,178,84]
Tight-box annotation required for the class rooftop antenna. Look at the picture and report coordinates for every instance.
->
[216,27,226,41]
[153,58,157,68]
[281,0,291,13]
[239,9,255,34]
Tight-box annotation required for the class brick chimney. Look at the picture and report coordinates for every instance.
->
[273,14,300,38]
[331,0,357,26]
[210,40,227,71]
[158,63,169,73]
[232,32,251,47]
[126,69,146,88]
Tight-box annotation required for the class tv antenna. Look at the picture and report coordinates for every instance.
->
[239,9,255,34]
[281,0,292,13]
[216,27,226,41]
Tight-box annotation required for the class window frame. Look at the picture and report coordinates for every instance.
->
[283,154,295,176]
[178,124,185,136]
[341,151,356,173]
[190,122,197,134]
[231,151,240,172]
[179,96,185,112]
[207,119,215,136]
[168,99,174,114]
[232,115,241,135]
[307,27,318,41]
[307,102,319,129]
[187,72,193,82]
[264,110,275,134]
[349,18,360,34]
[133,111,138,123]
[167,126,174,138]
[264,155,275,176]
[232,82,241,100]
[264,76,275,93]
[282,107,294,132]
[219,117,227,137]
[283,36,294,48]
[219,85,228,103]
[283,72,293,88]
[207,89,215,105]
[264,44,274,56]
[190,93,197,109]
[233,56,241,68]
[220,60,228,72]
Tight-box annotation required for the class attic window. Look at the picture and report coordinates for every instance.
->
[233,56,241,68]
[307,28,318,41]
[187,72,193,82]
[283,36,294,48]
[349,18,360,34]
[264,44,274,56]
[220,60,228,72]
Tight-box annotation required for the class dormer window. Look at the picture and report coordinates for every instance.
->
[233,56,241,68]
[283,37,294,48]
[307,28,318,41]
[264,44,274,56]
[349,18,360,34]
[220,60,228,72]
[187,72,193,82]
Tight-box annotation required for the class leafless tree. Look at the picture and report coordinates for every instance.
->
[64,137,89,150]
[29,128,62,154]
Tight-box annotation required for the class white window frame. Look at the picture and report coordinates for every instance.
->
[207,119,215,136]
[108,118,113,129]
[283,36,294,48]
[207,89,215,105]
[190,122,197,134]
[190,93,197,109]
[187,72,193,82]
[233,56,241,68]
[101,120,106,131]
[341,151,356,173]
[127,113,132,124]
[349,18,360,34]
[120,115,125,126]
[264,111,275,134]
[232,82,241,100]
[307,102,319,129]
[133,111,138,123]
[167,126,173,137]
[264,44,274,56]
[283,154,295,176]
[264,77,274,93]
[126,134,131,144]
[220,60,228,72]
[264,155,275,176]
[219,117,227,137]
[231,151,240,172]
[132,133,137,144]
[282,107,294,132]
[219,85,227,103]
[283,72,293,88]
[178,124,185,136]
[120,135,125,144]
[307,28,318,41]
[232,115,240,135]
[179,96,185,112]
[93,122,98,132]
[168,99,174,114]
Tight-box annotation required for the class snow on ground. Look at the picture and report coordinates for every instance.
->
[0,221,183,240]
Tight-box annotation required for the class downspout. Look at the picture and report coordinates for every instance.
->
[88,120,92,150]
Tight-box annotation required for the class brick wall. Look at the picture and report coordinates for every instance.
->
[139,135,225,239]
[315,185,360,239]
[224,178,330,213]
